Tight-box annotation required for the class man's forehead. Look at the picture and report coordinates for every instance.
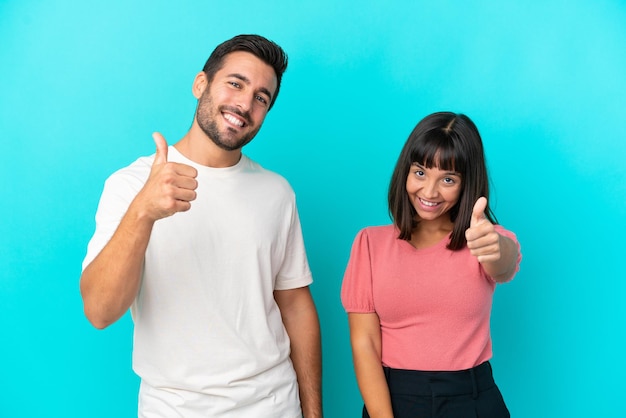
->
[220,52,275,76]
[218,51,277,91]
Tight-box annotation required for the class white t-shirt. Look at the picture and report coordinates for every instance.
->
[83,147,313,417]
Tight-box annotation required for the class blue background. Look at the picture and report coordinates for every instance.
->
[1,1,625,416]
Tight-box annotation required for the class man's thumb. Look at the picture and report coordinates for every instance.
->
[471,196,488,226]
[152,132,168,165]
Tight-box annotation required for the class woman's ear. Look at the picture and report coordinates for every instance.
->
[192,71,208,99]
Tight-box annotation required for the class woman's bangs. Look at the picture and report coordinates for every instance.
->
[411,132,461,172]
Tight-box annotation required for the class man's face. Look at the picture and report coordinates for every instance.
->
[195,51,278,151]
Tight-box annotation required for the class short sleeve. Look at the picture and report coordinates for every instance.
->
[341,229,376,313]
[274,204,313,290]
[82,160,151,270]
[492,224,522,282]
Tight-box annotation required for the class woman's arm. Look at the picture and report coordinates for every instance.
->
[348,313,394,418]
[465,197,520,282]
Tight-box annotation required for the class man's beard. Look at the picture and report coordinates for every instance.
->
[196,93,260,151]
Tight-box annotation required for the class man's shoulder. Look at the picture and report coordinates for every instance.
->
[242,156,294,192]
[104,154,154,189]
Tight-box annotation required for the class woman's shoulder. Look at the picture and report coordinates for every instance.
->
[356,224,398,241]
[360,224,395,233]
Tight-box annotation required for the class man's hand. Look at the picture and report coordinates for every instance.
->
[135,132,198,221]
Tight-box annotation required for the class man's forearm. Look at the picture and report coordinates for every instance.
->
[80,207,154,329]
[275,287,323,417]
[291,309,322,417]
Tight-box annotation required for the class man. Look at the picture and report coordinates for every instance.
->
[80,34,322,418]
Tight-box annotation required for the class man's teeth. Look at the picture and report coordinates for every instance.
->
[419,198,438,207]
[224,114,244,127]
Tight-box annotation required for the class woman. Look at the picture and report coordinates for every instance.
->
[341,112,521,418]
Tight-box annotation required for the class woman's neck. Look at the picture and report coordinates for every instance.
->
[409,217,454,249]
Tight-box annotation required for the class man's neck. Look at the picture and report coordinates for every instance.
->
[174,127,242,168]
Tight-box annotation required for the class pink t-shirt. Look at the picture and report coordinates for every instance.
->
[341,224,521,371]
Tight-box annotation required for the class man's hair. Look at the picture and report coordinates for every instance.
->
[388,112,497,250]
[202,34,288,110]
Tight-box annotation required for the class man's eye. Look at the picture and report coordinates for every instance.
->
[229,81,241,88]
[256,95,268,105]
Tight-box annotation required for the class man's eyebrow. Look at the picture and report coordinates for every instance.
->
[229,73,250,84]
[228,73,273,102]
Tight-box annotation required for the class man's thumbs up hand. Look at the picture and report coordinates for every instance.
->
[133,132,198,222]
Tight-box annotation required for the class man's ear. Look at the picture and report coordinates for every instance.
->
[192,71,208,99]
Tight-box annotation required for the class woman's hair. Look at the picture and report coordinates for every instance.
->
[388,112,496,250]
[201,34,288,110]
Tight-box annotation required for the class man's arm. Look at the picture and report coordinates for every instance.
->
[80,206,155,329]
[274,286,323,418]
[80,133,198,329]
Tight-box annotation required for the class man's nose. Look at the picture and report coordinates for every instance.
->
[235,91,254,112]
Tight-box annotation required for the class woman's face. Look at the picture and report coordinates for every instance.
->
[405,162,462,223]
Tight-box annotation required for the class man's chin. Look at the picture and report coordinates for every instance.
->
[213,137,252,152]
